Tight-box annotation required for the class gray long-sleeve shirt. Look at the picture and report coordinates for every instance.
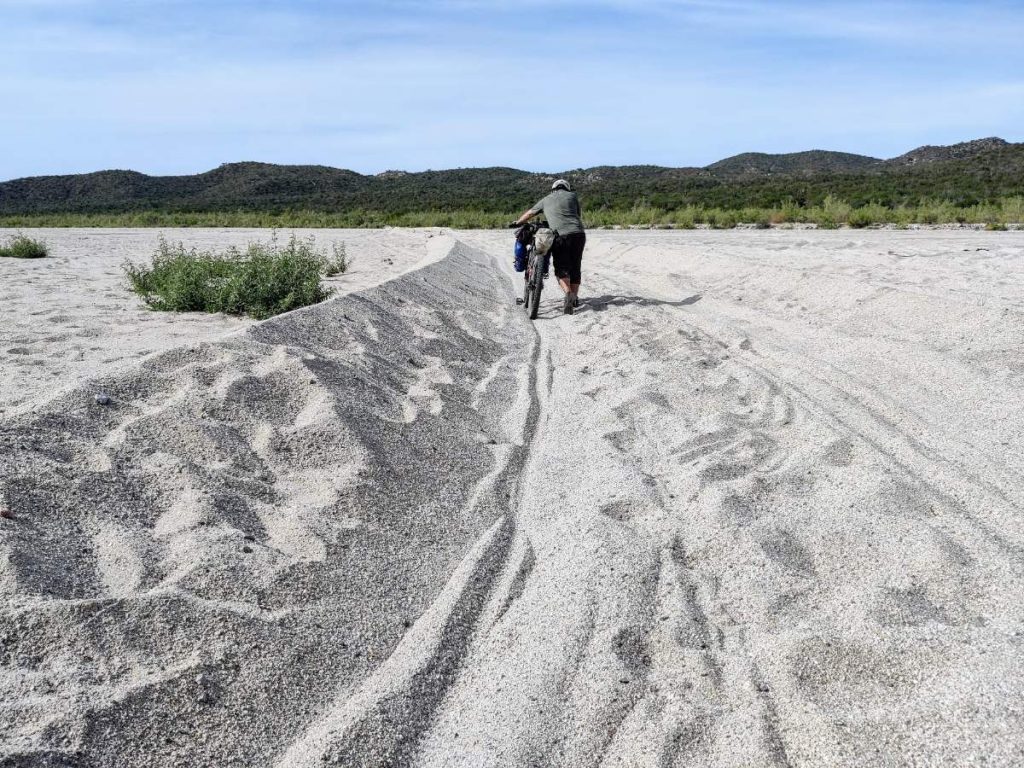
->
[528,189,585,236]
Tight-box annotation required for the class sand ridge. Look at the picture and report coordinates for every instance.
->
[0,234,536,765]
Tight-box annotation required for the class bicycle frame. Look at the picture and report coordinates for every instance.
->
[514,221,550,319]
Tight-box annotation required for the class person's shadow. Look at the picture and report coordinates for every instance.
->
[578,293,703,312]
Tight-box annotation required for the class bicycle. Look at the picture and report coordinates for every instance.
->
[509,221,554,320]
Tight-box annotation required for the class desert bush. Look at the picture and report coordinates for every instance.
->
[811,209,840,229]
[618,204,663,228]
[734,207,773,228]
[1001,196,1024,224]
[705,210,739,229]
[0,233,48,258]
[888,206,913,228]
[665,207,697,229]
[822,195,852,225]
[847,209,872,228]
[323,242,349,276]
[124,234,348,319]
[771,201,804,224]
[848,203,889,228]
[914,200,959,225]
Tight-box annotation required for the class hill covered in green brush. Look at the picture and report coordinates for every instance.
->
[1,138,1021,217]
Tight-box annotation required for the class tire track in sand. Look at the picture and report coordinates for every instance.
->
[413,251,795,767]
[419,230,1024,767]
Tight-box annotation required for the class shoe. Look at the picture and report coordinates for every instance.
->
[573,295,580,308]
[563,292,575,315]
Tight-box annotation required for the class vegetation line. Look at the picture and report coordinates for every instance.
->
[2,197,1022,230]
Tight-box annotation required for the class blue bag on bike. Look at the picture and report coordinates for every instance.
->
[513,240,528,272]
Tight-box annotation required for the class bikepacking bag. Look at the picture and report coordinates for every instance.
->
[513,240,528,272]
[534,228,556,256]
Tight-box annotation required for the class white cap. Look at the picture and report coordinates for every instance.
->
[551,179,571,191]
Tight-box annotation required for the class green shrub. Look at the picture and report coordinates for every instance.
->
[914,200,959,225]
[665,207,697,229]
[821,194,852,225]
[124,234,348,319]
[970,203,1002,225]
[1001,196,1024,224]
[814,213,840,229]
[848,203,888,228]
[706,210,738,229]
[889,206,913,228]
[0,233,48,258]
[620,204,663,228]
[771,201,803,224]
[323,242,349,276]
[986,222,1008,231]
[847,209,873,228]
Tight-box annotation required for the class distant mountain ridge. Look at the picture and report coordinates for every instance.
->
[1,138,1021,215]
[886,137,1009,166]
[707,149,882,177]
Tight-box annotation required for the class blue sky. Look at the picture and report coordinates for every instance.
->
[2,0,1022,179]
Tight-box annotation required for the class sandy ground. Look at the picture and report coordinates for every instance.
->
[1,228,1023,766]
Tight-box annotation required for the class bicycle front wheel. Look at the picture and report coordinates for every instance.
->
[528,268,542,320]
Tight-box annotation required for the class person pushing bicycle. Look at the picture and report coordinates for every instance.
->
[514,179,586,315]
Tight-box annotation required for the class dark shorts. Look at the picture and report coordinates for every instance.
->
[551,231,586,284]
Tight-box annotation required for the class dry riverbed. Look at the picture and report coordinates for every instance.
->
[2,228,1023,767]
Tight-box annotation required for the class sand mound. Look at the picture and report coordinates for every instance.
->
[1,237,536,766]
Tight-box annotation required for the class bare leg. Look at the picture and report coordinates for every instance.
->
[558,277,572,294]
[570,282,581,307]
